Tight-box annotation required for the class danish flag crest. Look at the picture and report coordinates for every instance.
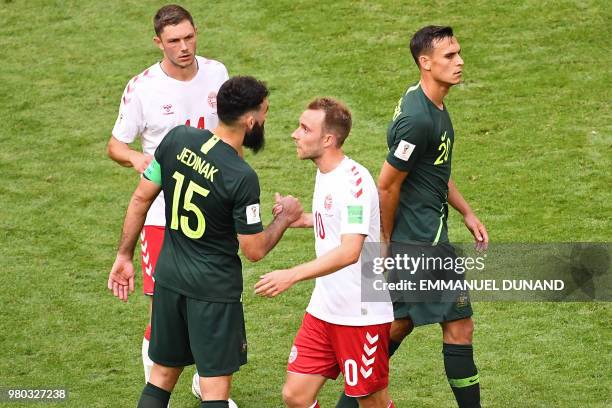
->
[324,194,333,211]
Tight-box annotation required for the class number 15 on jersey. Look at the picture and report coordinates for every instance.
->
[170,171,209,239]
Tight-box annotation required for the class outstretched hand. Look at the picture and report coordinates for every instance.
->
[108,255,135,302]
[255,269,297,297]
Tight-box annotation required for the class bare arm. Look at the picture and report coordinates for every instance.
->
[238,195,303,262]
[254,234,366,297]
[107,136,152,173]
[378,161,408,243]
[448,178,489,249]
[447,178,473,217]
[108,178,161,301]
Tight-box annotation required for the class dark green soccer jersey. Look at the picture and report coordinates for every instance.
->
[386,82,454,245]
[143,126,263,302]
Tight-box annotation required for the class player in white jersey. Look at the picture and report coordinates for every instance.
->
[255,98,395,408]
[106,4,229,398]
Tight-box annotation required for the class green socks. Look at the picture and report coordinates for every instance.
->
[443,343,480,408]
[200,401,229,408]
[137,382,171,408]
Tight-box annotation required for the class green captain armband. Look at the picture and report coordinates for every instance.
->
[143,158,162,185]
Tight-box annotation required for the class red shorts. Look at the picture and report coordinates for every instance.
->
[140,226,164,295]
[287,313,391,397]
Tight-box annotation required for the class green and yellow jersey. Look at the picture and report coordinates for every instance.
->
[386,82,455,245]
[144,126,263,302]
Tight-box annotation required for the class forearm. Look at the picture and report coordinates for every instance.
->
[447,179,473,216]
[292,245,359,283]
[257,215,293,257]
[379,187,400,243]
[117,194,151,257]
[107,137,137,168]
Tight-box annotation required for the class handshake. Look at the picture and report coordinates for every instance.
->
[271,192,306,228]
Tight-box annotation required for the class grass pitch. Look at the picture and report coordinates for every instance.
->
[0,0,610,407]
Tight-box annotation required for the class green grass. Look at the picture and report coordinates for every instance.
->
[0,0,610,406]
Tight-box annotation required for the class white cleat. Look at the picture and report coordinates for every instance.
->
[192,372,238,408]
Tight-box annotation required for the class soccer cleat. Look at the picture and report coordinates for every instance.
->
[191,373,238,408]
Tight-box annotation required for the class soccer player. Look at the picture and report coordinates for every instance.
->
[106,4,229,388]
[336,26,489,408]
[108,76,303,408]
[255,98,395,408]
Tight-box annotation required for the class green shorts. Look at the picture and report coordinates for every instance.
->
[389,242,474,327]
[149,284,247,376]
[392,298,473,327]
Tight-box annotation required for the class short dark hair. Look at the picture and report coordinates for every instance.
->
[217,76,269,125]
[307,97,352,147]
[409,25,454,67]
[153,4,194,37]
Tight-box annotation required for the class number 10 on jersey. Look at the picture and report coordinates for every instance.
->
[170,171,209,239]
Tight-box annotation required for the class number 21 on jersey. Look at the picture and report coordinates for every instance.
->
[434,131,451,165]
[170,171,209,239]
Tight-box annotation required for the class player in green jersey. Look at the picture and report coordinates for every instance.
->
[108,76,303,408]
[337,26,488,408]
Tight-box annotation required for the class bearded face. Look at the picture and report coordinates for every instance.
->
[243,120,265,153]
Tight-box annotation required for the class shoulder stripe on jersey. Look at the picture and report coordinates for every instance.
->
[200,135,220,154]
[405,82,421,95]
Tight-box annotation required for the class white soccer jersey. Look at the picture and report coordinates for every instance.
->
[306,157,394,326]
[112,56,228,226]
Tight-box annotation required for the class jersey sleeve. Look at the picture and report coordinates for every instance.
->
[111,79,144,143]
[386,115,431,172]
[232,169,264,235]
[340,173,374,236]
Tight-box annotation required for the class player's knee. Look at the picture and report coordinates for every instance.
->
[157,365,183,379]
[149,364,183,390]
[442,318,474,344]
[282,383,308,408]
[390,318,413,342]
